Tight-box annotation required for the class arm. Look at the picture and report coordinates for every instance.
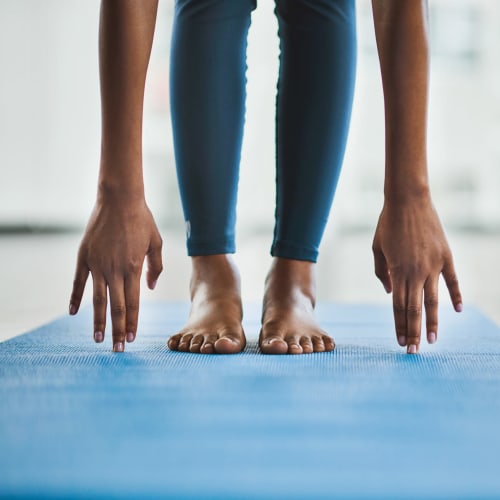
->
[371,0,462,353]
[69,0,163,352]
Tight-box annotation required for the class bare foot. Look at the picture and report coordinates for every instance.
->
[167,255,246,354]
[259,257,334,355]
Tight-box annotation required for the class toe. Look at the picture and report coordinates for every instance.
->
[167,333,182,351]
[200,334,218,354]
[312,335,326,352]
[259,333,288,354]
[300,336,314,354]
[178,333,193,352]
[189,334,204,353]
[287,335,303,355]
[323,334,335,352]
[214,333,245,354]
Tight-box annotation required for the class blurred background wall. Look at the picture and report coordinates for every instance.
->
[1,0,499,233]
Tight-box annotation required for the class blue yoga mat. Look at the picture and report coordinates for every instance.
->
[1,302,500,499]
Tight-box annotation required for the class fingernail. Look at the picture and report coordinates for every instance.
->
[456,303,463,313]
[113,342,124,353]
[126,332,135,343]
[428,332,437,344]
[69,304,77,315]
[407,344,418,354]
[94,331,103,343]
[398,336,406,346]
[151,280,157,290]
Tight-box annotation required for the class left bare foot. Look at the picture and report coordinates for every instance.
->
[259,257,335,355]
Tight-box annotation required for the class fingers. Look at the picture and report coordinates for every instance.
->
[108,279,127,352]
[373,245,392,293]
[69,257,89,315]
[405,281,424,353]
[392,276,408,348]
[146,232,163,290]
[443,258,463,313]
[423,277,439,344]
[91,259,148,351]
[92,273,107,344]
[392,275,423,353]
[124,274,141,343]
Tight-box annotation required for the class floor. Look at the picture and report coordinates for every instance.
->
[0,228,498,344]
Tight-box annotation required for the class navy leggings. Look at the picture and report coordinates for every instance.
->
[170,0,356,262]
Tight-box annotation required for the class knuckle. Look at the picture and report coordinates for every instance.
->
[424,295,439,307]
[111,304,126,317]
[127,258,142,274]
[406,305,422,317]
[126,302,139,314]
[93,294,106,307]
[393,303,406,314]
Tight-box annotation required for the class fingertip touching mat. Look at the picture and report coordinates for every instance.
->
[1,302,500,499]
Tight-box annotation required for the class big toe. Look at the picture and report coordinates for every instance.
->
[214,334,245,354]
[260,335,288,354]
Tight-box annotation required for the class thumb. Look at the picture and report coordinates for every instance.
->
[442,256,463,312]
[146,232,163,290]
[373,245,392,293]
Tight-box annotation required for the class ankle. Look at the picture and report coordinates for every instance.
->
[189,254,241,301]
[264,257,317,308]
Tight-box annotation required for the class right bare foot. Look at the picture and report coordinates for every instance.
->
[167,255,246,354]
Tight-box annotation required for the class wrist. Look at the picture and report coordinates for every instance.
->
[97,178,145,205]
[383,182,431,206]
[383,155,430,204]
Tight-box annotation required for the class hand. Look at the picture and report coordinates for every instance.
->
[69,198,163,352]
[372,194,462,353]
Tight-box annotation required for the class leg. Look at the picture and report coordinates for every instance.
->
[168,0,255,354]
[260,0,357,354]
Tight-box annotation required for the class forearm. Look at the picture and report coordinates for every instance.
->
[372,0,430,202]
[98,0,159,201]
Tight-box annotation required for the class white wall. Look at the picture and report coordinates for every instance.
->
[0,0,499,232]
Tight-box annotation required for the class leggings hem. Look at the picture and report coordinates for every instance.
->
[270,241,318,263]
[187,241,236,256]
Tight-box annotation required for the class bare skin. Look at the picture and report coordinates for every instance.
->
[167,255,245,354]
[70,0,463,356]
[69,0,163,352]
[260,258,334,355]
[372,0,463,353]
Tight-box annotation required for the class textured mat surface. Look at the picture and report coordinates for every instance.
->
[1,302,500,499]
